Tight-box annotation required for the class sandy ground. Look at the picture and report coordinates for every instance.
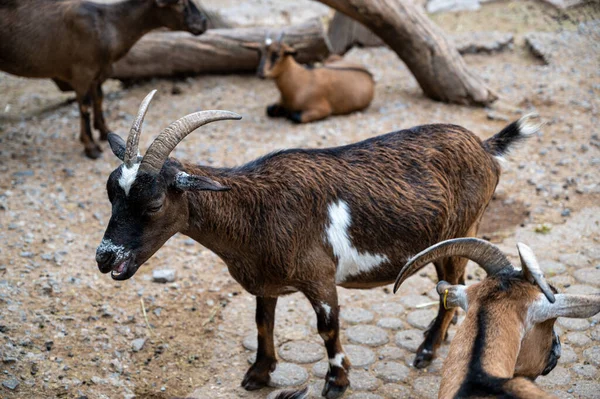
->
[1,1,599,398]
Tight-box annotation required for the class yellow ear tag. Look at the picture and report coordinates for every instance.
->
[443,289,449,310]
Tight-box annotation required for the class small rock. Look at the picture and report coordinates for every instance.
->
[345,345,376,367]
[573,268,600,286]
[427,0,480,13]
[278,341,325,364]
[131,338,146,353]
[407,309,437,330]
[373,361,409,383]
[268,363,308,388]
[557,318,590,331]
[377,383,410,398]
[242,334,257,351]
[346,325,389,347]
[395,329,423,352]
[573,381,600,398]
[565,331,590,347]
[571,364,598,378]
[340,307,374,324]
[312,361,328,378]
[583,346,600,366]
[537,366,571,386]
[152,269,176,283]
[349,369,380,391]
[2,378,19,390]
[412,375,442,399]
[377,318,404,330]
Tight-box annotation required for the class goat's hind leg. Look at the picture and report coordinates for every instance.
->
[242,296,278,391]
[304,286,350,399]
[289,102,332,124]
[76,90,102,159]
[92,83,112,141]
[413,256,467,368]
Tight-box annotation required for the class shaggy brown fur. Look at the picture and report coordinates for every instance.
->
[246,39,374,123]
[0,0,206,158]
[97,101,538,398]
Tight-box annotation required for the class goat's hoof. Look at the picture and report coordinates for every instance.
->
[321,379,348,399]
[413,348,434,369]
[84,145,103,159]
[266,104,285,117]
[241,363,273,391]
[288,111,303,124]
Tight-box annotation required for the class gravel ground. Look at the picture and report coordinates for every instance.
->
[0,1,599,398]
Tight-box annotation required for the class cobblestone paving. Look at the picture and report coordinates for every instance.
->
[188,209,600,399]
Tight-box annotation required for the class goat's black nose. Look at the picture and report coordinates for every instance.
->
[96,250,115,268]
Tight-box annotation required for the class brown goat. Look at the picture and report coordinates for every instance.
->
[95,91,538,398]
[244,34,374,123]
[394,238,600,398]
[0,0,207,158]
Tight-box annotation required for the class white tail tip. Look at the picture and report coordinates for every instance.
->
[517,113,544,136]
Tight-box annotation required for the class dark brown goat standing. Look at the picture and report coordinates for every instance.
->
[0,0,207,158]
[95,91,540,398]
[393,238,600,398]
[245,34,374,123]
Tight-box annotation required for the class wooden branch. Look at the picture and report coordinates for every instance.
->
[317,0,497,105]
[111,19,331,80]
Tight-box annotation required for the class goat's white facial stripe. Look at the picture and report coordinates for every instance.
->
[329,353,345,368]
[97,238,130,262]
[325,200,389,284]
[118,163,140,196]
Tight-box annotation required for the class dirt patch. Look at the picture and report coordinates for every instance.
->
[479,196,529,240]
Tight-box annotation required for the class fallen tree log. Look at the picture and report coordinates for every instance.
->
[111,19,331,80]
[316,0,497,105]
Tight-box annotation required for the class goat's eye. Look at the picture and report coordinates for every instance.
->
[147,204,163,214]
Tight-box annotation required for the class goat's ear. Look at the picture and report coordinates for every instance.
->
[437,281,469,311]
[155,0,180,7]
[107,133,126,161]
[174,172,230,192]
[529,293,600,323]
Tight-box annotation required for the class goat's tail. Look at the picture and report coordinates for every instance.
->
[272,387,309,399]
[482,113,542,161]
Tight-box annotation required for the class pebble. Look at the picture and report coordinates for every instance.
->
[557,318,590,331]
[377,383,410,397]
[540,260,567,275]
[373,361,409,383]
[583,346,600,366]
[131,338,146,353]
[242,334,257,351]
[558,253,590,269]
[278,341,325,364]
[312,361,328,378]
[573,268,600,286]
[412,375,441,399]
[345,345,376,367]
[152,269,176,283]
[537,366,571,386]
[571,364,598,378]
[406,309,436,330]
[370,302,405,316]
[377,346,405,361]
[566,332,591,347]
[2,378,19,390]
[349,369,380,391]
[395,329,423,352]
[346,326,389,347]
[340,307,374,324]
[573,381,600,398]
[376,318,404,330]
[558,346,578,364]
[347,393,383,399]
[268,363,308,388]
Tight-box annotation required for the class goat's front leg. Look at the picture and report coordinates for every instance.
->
[305,287,350,399]
[92,83,112,141]
[413,256,467,368]
[242,296,278,391]
[76,90,102,159]
[266,103,288,118]
[289,102,332,124]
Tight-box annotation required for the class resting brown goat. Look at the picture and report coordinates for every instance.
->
[0,0,207,158]
[394,238,600,399]
[95,90,538,398]
[244,34,374,123]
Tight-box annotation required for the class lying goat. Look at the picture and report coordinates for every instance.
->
[244,34,374,123]
[394,238,600,398]
[96,90,538,398]
[0,0,206,158]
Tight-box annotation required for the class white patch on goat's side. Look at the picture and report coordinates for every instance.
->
[324,200,389,284]
[118,163,140,196]
[329,353,345,368]
[517,113,543,136]
[97,238,130,261]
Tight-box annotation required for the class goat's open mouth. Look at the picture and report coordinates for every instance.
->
[111,256,137,280]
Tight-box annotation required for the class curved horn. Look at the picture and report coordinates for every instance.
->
[124,90,157,167]
[393,238,512,294]
[517,243,556,303]
[529,294,600,323]
[139,110,242,175]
